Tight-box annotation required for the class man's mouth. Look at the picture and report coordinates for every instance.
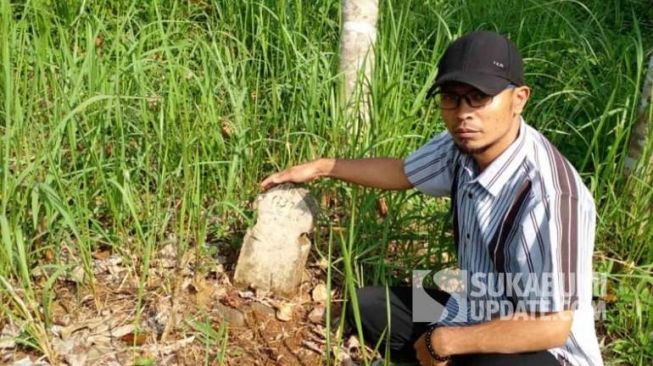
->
[455,128,480,139]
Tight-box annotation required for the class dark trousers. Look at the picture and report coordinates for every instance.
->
[346,287,561,366]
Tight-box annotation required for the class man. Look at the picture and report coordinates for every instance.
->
[261,31,603,366]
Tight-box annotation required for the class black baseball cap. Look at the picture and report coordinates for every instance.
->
[427,31,524,97]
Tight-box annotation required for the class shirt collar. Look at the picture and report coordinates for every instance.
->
[466,117,529,197]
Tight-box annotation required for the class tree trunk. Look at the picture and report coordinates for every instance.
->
[625,52,653,177]
[340,0,378,134]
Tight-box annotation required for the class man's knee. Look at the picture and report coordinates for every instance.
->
[345,286,386,328]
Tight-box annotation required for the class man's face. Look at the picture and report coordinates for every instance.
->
[438,82,529,157]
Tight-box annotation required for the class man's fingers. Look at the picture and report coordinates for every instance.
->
[261,169,293,191]
[260,173,281,191]
[260,163,316,191]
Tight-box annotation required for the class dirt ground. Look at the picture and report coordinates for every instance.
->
[0,240,371,366]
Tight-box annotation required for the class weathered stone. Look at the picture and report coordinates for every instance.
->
[0,323,19,349]
[248,301,275,318]
[275,302,294,322]
[311,283,328,303]
[215,303,245,327]
[307,305,325,324]
[12,357,35,366]
[234,183,318,297]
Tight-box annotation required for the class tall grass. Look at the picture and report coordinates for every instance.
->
[0,0,651,364]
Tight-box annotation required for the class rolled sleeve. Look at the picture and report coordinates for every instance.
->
[403,131,457,197]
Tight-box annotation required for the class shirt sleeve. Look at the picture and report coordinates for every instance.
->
[403,131,457,197]
[507,195,595,314]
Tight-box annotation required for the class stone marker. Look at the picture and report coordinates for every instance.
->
[234,183,318,297]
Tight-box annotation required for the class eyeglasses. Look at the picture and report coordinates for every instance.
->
[431,84,516,110]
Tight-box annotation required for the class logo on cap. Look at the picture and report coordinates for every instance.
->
[493,61,505,69]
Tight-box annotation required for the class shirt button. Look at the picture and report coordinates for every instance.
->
[467,193,473,199]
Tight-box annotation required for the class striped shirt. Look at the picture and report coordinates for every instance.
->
[403,118,604,366]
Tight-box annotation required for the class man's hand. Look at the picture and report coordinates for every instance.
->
[260,160,325,191]
[414,332,450,366]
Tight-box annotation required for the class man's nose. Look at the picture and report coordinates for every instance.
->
[455,97,475,118]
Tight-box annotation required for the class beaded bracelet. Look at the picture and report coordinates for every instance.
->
[425,324,451,362]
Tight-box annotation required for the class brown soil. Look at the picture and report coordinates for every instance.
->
[0,242,365,366]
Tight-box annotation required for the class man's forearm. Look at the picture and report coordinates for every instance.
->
[436,311,573,356]
[317,158,413,190]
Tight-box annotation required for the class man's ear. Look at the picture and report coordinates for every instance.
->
[511,86,531,116]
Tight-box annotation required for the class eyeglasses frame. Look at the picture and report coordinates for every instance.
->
[430,84,517,110]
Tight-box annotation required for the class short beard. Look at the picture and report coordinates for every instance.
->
[454,141,492,155]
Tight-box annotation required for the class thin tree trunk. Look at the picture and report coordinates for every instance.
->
[625,52,653,177]
[340,0,378,133]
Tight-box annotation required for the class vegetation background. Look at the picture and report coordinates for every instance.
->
[0,0,652,365]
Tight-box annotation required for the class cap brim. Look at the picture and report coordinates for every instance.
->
[427,71,511,98]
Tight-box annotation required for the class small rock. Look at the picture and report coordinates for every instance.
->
[0,323,19,349]
[69,265,85,283]
[308,305,325,324]
[12,357,34,366]
[249,302,275,318]
[312,283,328,303]
[275,303,294,322]
[215,303,245,327]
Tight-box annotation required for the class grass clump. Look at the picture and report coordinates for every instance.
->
[0,0,651,364]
